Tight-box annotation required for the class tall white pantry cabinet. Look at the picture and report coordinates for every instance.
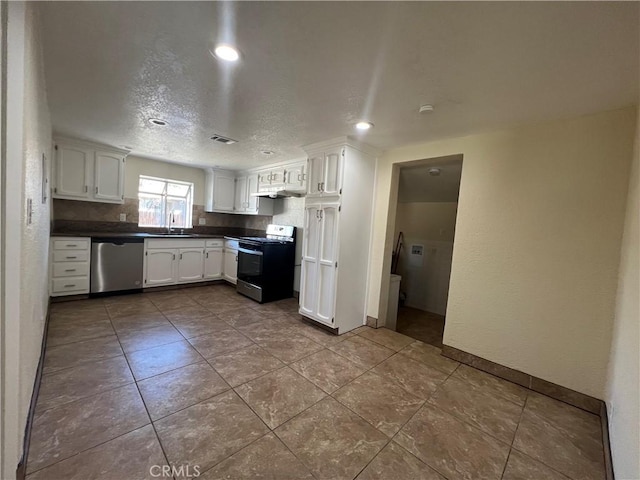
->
[299,138,377,334]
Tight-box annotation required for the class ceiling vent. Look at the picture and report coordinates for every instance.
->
[210,134,238,145]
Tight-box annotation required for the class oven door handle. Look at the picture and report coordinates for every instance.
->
[238,247,263,256]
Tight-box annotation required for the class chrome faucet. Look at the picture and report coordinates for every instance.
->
[167,212,174,234]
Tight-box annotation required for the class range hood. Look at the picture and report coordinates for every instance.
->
[251,188,304,199]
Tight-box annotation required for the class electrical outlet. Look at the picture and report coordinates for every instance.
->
[198,218,206,225]
[119,213,127,222]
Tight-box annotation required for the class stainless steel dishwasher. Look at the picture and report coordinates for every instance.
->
[91,237,144,293]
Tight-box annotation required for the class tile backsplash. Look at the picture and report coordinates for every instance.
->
[52,198,272,233]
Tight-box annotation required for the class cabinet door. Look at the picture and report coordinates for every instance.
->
[213,173,236,212]
[323,147,343,196]
[204,248,223,279]
[284,162,307,192]
[145,249,177,286]
[55,144,92,199]
[234,176,247,212]
[300,204,321,318]
[269,166,286,188]
[94,151,124,203]
[223,249,238,284]
[307,155,324,196]
[178,248,204,283]
[257,171,271,192]
[317,203,340,324]
[245,174,259,213]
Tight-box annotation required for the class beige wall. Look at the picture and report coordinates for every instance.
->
[368,107,637,399]
[605,111,639,479]
[394,202,458,243]
[394,202,458,314]
[124,155,206,205]
[2,2,52,476]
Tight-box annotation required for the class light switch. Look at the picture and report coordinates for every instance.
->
[198,218,206,225]
[119,213,127,222]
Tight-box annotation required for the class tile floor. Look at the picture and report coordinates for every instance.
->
[27,284,606,480]
[396,306,446,348]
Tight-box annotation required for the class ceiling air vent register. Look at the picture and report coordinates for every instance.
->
[210,134,238,145]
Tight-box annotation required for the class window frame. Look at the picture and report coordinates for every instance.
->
[138,175,194,229]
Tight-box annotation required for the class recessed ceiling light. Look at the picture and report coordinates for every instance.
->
[261,150,274,156]
[355,121,374,131]
[149,118,168,126]
[213,44,240,62]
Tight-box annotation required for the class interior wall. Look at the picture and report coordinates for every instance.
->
[394,202,457,315]
[605,110,639,479]
[2,2,52,476]
[367,107,637,399]
[272,196,304,291]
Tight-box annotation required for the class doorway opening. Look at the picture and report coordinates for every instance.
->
[388,155,462,347]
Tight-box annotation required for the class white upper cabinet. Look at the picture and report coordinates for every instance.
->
[94,151,125,202]
[207,169,235,212]
[55,144,92,199]
[54,138,126,204]
[306,146,343,197]
[206,169,273,215]
[283,161,307,192]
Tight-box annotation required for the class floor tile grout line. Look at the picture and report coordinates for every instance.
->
[106,307,176,476]
[508,445,575,480]
[25,423,158,477]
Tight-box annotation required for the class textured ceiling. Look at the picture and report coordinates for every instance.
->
[38,2,639,170]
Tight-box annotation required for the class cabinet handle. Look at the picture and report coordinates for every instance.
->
[66,244,77,247]
[84,185,88,193]
[317,182,321,192]
[180,253,183,260]
[64,269,76,272]
[235,255,238,262]
[95,186,98,194]
[206,252,209,258]
[321,182,325,192]
[66,256,77,259]
[173,254,176,260]
[64,284,76,288]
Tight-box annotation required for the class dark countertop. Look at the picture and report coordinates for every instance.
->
[53,231,217,238]
[51,231,244,240]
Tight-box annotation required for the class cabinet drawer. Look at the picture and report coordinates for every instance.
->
[52,262,89,278]
[53,250,89,262]
[51,277,89,294]
[205,239,223,247]
[53,238,90,250]
[145,239,205,249]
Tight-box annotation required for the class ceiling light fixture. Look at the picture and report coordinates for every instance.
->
[261,150,274,156]
[213,44,240,62]
[149,118,168,126]
[428,168,441,176]
[355,121,374,131]
[419,104,435,114]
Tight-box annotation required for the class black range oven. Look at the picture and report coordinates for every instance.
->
[236,225,295,303]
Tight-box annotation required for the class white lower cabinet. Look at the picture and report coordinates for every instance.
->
[145,248,178,286]
[204,240,224,280]
[177,248,204,283]
[223,239,238,284]
[49,237,91,296]
[144,239,206,287]
[300,202,339,326]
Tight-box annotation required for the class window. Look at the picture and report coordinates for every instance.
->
[138,176,193,228]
